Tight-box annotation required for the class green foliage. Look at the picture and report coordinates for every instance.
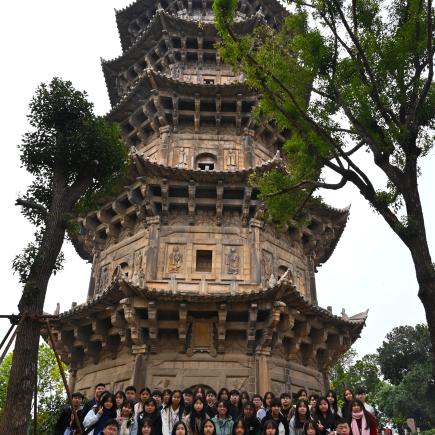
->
[377,362,435,429]
[330,325,435,429]
[330,349,385,407]
[213,0,434,232]
[377,324,432,385]
[13,77,128,281]
[0,343,67,432]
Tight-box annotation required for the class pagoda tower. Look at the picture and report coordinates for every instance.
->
[53,0,367,397]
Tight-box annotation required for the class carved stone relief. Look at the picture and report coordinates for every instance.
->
[226,149,237,170]
[225,247,240,275]
[98,265,109,293]
[132,250,145,286]
[177,147,188,168]
[168,245,183,273]
[261,250,274,287]
[296,268,307,296]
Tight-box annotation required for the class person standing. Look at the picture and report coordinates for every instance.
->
[354,388,375,416]
[348,400,377,435]
[82,383,107,422]
[261,398,289,435]
[162,390,185,435]
[54,391,85,435]
[212,400,234,435]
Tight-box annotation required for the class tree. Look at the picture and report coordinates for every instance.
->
[377,361,435,429]
[377,323,432,385]
[0,343,67,433]
[0,78,128,433]
[330,349,385,407]
[213,0,435,377]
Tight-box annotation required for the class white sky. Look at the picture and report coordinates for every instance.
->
[0,0,432,358]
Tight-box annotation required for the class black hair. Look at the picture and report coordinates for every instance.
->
[303,421,320,435]
[126,385,137,393]
[165,389,185,415]
[206,389,217,397]
[172,421,188,435]
[98,393,117,419]
[142,417,155,434]
[163,389,172,399]
[296,389,307,398]
[309,394,319,402]
[294,400,310,428]
[183,388,193,396]
[152,390,163,398]
[95,383,105,389]
[262,419,279,435]
[217,388,230,401]
[270,398,281,408]
[335,418,350,427]
[103,418,119,429]
[194,386,207,398]
[240,391,250,404]
[216,400,230,418]
[72,391,84,399]
[349,399,371,430]
[342,388,354,404]
[189,396,207,434]
[263,392,275,408]
[201,418,217,435]
[243,402,254,410]
[121,399,135,424]
[355,386,366,395]
[325,390,338,413]
[140,387,152,395]
[232,417,247,435]
[252,394,262,402]
[144,397,158,409]
[280,392,291,399]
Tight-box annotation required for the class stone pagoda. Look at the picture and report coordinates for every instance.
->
[52,0,367,398]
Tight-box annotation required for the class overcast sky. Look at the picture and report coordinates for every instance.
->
[0,1,433,359]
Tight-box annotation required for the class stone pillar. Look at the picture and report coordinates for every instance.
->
[307,254,318,305]
[242,128,255,168]
[256,350,271,395]
[132,352,147,389]
[249,219,263,284]
[68,369,77,393]
[159,125,171,165]
[145,216,161,281]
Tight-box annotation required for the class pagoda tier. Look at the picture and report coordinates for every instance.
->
[55,0,366,397]
[102,11,262,106]
[115,0,287,52]
[50,279,366,398]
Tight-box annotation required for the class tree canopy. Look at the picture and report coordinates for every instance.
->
[213,0,435,378]
[0,77,128,434]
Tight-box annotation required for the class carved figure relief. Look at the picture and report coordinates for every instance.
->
[168,246,183,272]
[226,149,237,169]
[178,147,188,168]
[261,250,273,286]
[225,247,240,274]
[132,250,145,286]
[98,265,109,292]
[296,268,307,295]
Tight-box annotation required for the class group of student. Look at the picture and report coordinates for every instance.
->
[55,384,377,435]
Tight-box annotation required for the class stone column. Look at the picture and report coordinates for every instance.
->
[159,125,171,165]
[145,216,161,281]
[249,219,263,284]
[256,349,271,395]
[132,352,147,389]
[307,254,318,305]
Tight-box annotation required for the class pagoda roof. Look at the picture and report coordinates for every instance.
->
[307,204,350,266]
[106,68,255,122]
[103,11,263,106]
[131,149,283,182]
[57,278,367,332]
[115,0,288,52]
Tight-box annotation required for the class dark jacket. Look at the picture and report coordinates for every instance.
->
[229,404,242,421]
[262,411,290,435]
[138,409,163,435]
[313,411,339,435]
[243,416,262,435]
[54,406,85,435]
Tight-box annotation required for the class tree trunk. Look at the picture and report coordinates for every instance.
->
[0,194,67,434]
